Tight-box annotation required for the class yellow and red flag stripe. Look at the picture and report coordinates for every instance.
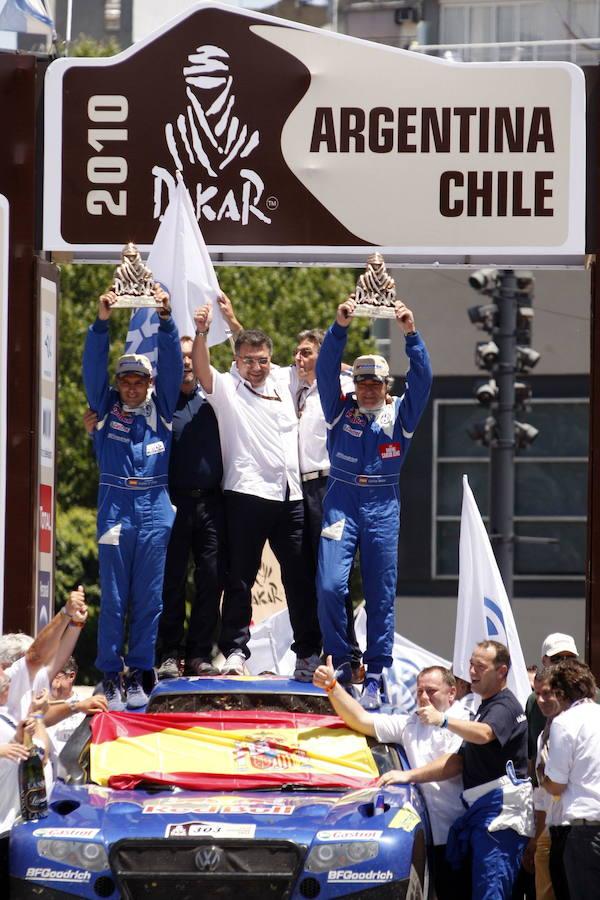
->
[90,711,379,791]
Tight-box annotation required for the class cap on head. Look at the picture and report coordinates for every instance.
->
[352,354,389,383]
[116,354,152,379]
[541,632,578,659]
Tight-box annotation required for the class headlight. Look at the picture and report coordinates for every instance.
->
[305,841,379,873]
[37,839,109,872]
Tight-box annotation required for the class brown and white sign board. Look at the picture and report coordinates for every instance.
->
[43,3,585,265]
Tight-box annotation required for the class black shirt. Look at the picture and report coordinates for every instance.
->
[460,689,528,790]
[169,386,223,492]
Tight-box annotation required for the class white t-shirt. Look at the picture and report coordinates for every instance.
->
[545,699,600,822]
[374,700,467,845]
[207,366,302,501]
[46,692,86,763]
[5,657,50,722]
[277,366,354,476]
[0,709,20,836]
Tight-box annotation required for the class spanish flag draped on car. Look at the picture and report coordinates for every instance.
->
[90,711,379,790]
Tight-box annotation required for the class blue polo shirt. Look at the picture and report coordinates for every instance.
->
[169,386,223,492]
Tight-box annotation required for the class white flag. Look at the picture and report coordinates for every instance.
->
[354,606,450,713]
[247,605,450,713]
[125,179,228,369]
[454,474,531,707]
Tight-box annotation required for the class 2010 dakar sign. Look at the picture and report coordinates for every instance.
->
[43,2,585,262]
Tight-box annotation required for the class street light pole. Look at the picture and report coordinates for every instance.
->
[489,269,517,602]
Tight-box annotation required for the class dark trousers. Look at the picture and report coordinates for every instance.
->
[158,489,226,661]
[302,475,361,668]
[564,824,600,900]
[550,825,572,900]
[434,844,471,900]
[222,491,321,659]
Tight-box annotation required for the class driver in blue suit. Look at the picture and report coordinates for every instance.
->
[316,295,432,709]
[83,286,183,711]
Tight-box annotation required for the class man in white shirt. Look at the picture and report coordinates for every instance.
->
[276,329,362,680]
[0,587,89,722]
[192,302,321,679]
[542,659,600,900]
[313,658,470,899]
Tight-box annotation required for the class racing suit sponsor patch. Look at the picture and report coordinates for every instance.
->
[110,420,130,434]
[110,404,134,424]
[107,433,130,444]
[336,452,358,463]
[379,442,401,459]
[328,869,393,883]
[146,440,165,455]
[321,518,345,541]
[343,424,363,438]
[345,408,366,426]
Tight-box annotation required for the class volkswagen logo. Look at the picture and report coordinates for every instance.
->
[194,846,221,872]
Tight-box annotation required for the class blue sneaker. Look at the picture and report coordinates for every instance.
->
[103,673,125,712]
[360,677,382,710]
[125,668,149,709]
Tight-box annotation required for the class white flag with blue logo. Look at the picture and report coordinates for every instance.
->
[125,178,227,372]
[453,474,530,707]
[0,0,53,33]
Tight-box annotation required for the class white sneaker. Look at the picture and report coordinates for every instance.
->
[293,653,321,682]
[221,651,246,676]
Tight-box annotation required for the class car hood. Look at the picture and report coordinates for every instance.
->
[30,780,417,845]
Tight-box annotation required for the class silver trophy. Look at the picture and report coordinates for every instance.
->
[110,243,162,309]
[353,253,397,319]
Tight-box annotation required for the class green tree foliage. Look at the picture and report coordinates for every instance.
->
[61,35,121,58]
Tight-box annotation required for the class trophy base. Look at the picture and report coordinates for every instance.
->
[111,296,162,309]
[353,304,397,319]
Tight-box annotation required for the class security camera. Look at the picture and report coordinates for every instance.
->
[468,268,498,294]
[467,304,499,332]
[467,416,497,447]
[514,421,539,449]
[475,379,498,405]
[475,340,499,370]
[516,346,541,372]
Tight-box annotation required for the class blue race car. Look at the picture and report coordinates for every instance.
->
[10,676,433,899]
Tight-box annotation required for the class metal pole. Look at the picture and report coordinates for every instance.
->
[490,269,517,602]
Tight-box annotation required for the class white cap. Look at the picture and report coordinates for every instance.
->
[116,353,152,378]
[541,632,578,659]
[352,354,389,383]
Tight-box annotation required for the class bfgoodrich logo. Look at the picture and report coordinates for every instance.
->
[153,44,271,227]
[328,869,394,883]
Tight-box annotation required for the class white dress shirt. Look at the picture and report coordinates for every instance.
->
[374,700,468,845]
[276,366,354,476]
[545,699,600,822]
[207,365,302,502]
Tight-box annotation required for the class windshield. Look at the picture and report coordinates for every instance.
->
[147,691,335,716]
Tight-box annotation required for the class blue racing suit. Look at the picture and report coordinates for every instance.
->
[316,321,432,674]
[83,316,183,674]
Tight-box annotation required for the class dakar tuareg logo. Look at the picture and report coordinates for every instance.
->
[152,45,272,227]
